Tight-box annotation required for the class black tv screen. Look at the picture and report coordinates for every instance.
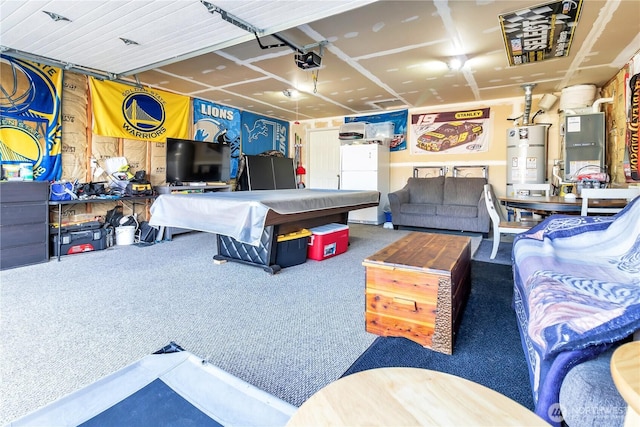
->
[166,138,231,185]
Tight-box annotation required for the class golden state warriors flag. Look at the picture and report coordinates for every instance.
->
[0,55,63,181]
[89,78,189,141]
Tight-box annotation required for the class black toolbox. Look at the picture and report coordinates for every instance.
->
[51,228,109,256]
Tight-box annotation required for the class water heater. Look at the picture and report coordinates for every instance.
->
[506,125,548,196]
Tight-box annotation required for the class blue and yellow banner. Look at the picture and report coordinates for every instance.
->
[241,111,288,156]
[0,55,63,181]
[89,77,189,141]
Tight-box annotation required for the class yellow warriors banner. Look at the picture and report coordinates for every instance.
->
[89,77,189,141]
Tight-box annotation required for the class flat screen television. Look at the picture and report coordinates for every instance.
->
[166,138,231,185]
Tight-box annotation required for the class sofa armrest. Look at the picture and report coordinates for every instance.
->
[388,186,409,214]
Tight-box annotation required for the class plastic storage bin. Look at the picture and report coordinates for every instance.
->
[307,223,349,261]
[51,228,109,256]
[276,229,312,268]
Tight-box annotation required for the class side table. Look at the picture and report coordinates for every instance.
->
[611,341,640,427]
[286,367,549,426]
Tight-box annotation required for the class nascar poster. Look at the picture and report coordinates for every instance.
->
[499,0,583,66]
[241,111,288,157]
[345,109,408,151]
[410,108,490,155]
[89,77,189,142]
[193,98,241,178]
[0,55,63,181]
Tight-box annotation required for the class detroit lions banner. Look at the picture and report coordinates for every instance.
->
[241,111,289,156]
[193,98,241,178]
[0,55,63,181]
[89,77,189,141]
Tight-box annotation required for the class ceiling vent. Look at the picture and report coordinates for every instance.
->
[369,99,407,110]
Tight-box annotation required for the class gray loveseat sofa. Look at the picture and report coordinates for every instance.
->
[388,176,490,234]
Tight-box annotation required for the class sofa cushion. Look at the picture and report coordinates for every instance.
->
[407,176,444,205]
[436,204,479,218]
[401,203,438,216]
[559,346,626,427]
[443,177,486,206]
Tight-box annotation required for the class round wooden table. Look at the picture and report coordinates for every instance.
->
[500,195,583,213]
[286,367,549,426]
[611,341,640,427]
[500,195,629,215]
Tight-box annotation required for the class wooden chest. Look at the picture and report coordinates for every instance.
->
[363,232,471,354]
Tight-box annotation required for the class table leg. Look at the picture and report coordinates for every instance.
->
[57,205,62,262]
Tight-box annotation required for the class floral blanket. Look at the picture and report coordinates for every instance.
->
[512,195,640,425]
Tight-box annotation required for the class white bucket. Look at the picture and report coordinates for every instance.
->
[115,226,136,246]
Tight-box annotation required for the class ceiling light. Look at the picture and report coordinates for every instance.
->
[447,56,466,71]
[42,11,71,22]
[283,89,299,98]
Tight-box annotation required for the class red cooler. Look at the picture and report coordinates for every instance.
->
[307,223,349,260]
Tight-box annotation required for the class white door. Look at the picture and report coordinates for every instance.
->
[308,128,340,189]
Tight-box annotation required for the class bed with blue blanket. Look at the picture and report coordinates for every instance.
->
[512,195,640,426]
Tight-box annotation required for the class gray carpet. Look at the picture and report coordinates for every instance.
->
[0,224,488,424]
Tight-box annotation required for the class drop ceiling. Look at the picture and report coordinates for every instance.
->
[2,0,639,122]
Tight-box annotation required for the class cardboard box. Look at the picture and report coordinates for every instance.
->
[307,223,349,261]
[276,229,311,268]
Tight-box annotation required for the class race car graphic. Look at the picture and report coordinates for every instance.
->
[417,121,483,152]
